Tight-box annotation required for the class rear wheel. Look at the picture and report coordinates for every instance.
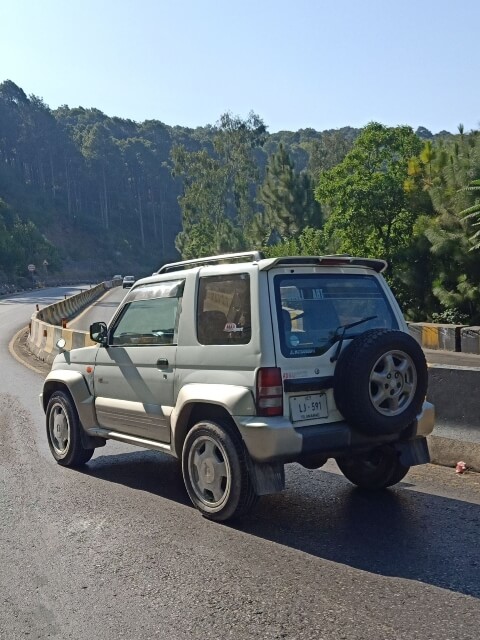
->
[336,446,410,489]
[182,420,257,521]
[46,391,94,467]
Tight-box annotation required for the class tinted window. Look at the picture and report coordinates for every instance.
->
[275,274,398,358]
[197,274,251,345]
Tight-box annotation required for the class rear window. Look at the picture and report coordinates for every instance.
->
[197,274,251,345]
[274,273,398,358]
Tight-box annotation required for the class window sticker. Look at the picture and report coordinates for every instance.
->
[289,334,300,347]
[224,322,244,333]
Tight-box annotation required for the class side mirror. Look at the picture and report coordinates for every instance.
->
[56,337,67,351]
[90,321,108,345]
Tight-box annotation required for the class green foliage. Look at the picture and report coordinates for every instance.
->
[418,132,480,322]
[0,197,59,279]
[258,144,321,238]
[459,179,480,249]
[4,78,480,325]
[315,122,423,264]
[262,227,327,258]
[171,112,266,258]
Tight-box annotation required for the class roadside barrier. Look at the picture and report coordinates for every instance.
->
[427,364,480,472]
[27,281,114,364]
[408,322,465,352]
[460,326,480,354]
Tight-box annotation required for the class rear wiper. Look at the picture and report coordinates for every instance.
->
[330,315,378,363]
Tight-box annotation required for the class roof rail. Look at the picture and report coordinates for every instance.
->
[156,251,265,274]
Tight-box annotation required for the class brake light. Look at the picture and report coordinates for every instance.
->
[319,257,350,266]
[256,367,283,417]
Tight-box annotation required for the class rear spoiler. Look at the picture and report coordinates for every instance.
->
[260,255,387,273]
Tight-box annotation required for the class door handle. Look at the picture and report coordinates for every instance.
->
[156,358,169,368]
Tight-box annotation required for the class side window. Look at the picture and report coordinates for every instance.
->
[197,274,251,345]
[111,280,184,346]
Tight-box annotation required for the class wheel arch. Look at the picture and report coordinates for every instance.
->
[173,402,239,459]
[42,371,97,431]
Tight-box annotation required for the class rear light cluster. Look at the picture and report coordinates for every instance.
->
[256,367,283,417]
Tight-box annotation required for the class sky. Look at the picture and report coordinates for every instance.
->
[0,0,479,135]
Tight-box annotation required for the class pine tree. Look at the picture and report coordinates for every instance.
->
[259,144,320,239]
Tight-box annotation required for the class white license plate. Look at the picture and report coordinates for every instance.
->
[290,393,328,422]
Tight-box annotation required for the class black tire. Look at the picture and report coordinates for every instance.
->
[182,419,258,521]
[46,391,94,467]
[334,329,428,436]
[337,446,410,489]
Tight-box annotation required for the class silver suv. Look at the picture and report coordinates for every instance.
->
[41,252,434,521]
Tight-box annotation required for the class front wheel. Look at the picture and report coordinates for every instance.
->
[182,420,257,521]
[46,391,94,467]
[336,446,410,489]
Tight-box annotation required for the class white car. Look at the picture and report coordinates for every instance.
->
[41,252,434,521]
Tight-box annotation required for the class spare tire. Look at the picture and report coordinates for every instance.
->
[333,329,428,436]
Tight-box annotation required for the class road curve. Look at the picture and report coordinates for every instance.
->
[1,288,479,640]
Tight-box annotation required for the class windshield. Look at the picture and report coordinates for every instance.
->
[274,273,398,358]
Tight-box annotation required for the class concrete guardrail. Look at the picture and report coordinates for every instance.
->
[28,281,113,364]
[408,321,480,355]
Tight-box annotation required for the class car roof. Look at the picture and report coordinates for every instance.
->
[152,252,387,276]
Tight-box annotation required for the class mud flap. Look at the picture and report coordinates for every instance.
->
[80,429,106,449]
[395,437,430,467]
[250,461,285,495]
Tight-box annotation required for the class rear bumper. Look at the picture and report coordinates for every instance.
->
[236,401,435,463]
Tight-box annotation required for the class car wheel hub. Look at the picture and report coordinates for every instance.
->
[188,435,231,507]
[49,404,70,454]
[369,350,417,417]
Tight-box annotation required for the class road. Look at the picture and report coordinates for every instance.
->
[1,288,479,639]
[67,285,126,329]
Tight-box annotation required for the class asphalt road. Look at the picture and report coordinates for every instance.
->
[1,288,480,639]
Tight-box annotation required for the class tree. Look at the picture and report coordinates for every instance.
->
[418,131,480,321]
[259,144,321,239]
[315,122,423,264]
[460,179,480,249]
[171,112,266,258]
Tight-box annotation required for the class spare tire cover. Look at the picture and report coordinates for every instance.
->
[333,329,428,436]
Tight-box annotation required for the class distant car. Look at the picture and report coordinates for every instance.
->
[112,274,122,285]
[122,275,135,289]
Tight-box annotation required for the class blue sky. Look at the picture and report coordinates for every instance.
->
[0,0,478,134]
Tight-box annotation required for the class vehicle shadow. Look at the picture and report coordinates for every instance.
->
[237,467,480,599]
[82,451,480,598]
[83,449,190,507]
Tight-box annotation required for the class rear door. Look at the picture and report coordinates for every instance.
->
[268,268,399,426]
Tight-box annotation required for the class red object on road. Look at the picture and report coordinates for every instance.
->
[455,461,467,474]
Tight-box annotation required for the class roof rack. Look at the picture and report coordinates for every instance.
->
[156,251,265,274]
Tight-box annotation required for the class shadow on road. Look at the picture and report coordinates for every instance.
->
[81,450,479,599]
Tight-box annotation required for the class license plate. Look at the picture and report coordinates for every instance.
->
[290,393,328,422]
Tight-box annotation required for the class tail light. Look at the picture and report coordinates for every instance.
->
[256,367,283,417]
